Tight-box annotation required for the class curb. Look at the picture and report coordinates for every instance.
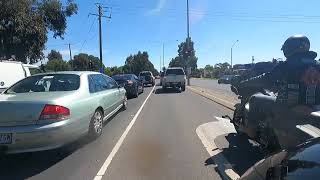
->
[187,86,236,111]
[196,119,241,180]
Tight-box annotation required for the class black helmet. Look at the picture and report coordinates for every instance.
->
[281,35,310,58]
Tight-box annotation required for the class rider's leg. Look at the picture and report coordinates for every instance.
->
[246,93,277,137]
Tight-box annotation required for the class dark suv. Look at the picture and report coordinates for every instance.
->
[139,71,155,86]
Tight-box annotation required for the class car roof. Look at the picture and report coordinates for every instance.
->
[36,71,101,76]
[113,74,135,76]
[167,67,183,70]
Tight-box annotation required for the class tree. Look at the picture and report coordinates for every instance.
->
[123,51,159,76]
[169,57,183,67]
[70,53,102,71]
[45,59,71,72]
[47,50,62,61]
[169,37,198,72]
[204,65,214,72]
[0,0,78,63]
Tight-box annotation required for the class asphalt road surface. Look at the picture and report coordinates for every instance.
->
[190,79,233,96]
[0,83,238,180]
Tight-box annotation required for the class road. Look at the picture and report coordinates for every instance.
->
[190,79,233,97]
[0,83,238,180]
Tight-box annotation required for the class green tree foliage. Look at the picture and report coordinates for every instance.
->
[201,62,231,78]
[46,59,71,72]
[70,53,102,71]
[204,65,214,72]
[0,0,78,63]
[105,66,123,76]
[123,51,159,76]
[47,50,62,61]
[169,37,198,72]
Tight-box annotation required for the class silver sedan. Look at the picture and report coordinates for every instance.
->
[0,71,127,154]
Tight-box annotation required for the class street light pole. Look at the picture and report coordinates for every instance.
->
[231,40,239,71]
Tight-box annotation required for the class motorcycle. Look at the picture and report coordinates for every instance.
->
[225,77,320,153]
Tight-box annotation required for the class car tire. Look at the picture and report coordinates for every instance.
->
[181,85,186,91]
[152,82,155,86]
[133,88,139,98]
[121,95,128,111]
[88,109,104,139]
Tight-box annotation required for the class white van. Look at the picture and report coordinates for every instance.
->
[0,61,42,92]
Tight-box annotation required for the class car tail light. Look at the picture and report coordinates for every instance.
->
[127,80,134,85]
[39,105,70,121]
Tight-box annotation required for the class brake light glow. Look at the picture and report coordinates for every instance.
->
[39,105,70,120]
[127,80,134,85]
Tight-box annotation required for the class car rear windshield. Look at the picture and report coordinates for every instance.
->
[112,75,132,81]
[140,72,151,76]
[5,74,80,94]
[165,69,185,75]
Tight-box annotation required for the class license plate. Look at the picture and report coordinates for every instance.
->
[0,133,12,144]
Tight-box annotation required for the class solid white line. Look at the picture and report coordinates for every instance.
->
[93,86,155,180]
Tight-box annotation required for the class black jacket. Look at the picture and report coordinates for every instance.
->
[239,51,320,105]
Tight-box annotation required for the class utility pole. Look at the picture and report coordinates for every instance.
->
[162,43,165,69]
[89,3,112,73]
[68,43,72,62]
[186,0,191,85]
[160,56,162,72]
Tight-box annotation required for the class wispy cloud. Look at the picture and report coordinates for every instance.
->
[146,0,167,15]
[190,0,208,24]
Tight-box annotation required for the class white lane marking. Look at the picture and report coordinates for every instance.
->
[93,86,156,180]
[196,117,240,180]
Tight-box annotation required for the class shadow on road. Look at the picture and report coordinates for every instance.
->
[154,88,181,94]
[0,110,122,179]
[0,136,90,180]
[205,133,264,176]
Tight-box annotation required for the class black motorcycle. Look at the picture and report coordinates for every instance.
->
[226,77,320,153]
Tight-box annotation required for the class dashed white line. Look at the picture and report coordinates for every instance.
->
[93,85,155,180]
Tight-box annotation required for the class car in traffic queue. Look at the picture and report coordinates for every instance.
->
[0,71,127,154]
[240,137,320,180]
[162,67,186,91]
[112,74,144,98]
[218,75,234,84]
[160,71,165,86]
[0,60,42,93]
[139,71,155,86]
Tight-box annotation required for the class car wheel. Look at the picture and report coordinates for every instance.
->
[133,88,139,98]
[89,109,104,139]
[181,85,186,91]
[122,95,128,110]
[152,82,155,86]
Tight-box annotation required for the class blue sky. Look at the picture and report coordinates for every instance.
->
[46,0,320,70]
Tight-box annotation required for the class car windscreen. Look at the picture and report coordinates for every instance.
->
[165,69,185,75]
[140,72,151,76]
[112,75,132,81]
[5,74,80,94]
